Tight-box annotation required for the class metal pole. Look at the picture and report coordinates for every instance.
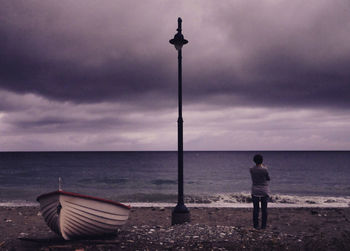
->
[171,18,190,225]
[178,48,184,206]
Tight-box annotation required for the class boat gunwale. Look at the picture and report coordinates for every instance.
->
[37,190,131,210]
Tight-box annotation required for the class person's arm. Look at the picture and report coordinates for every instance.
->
[249,168,254,181]
[266,170,270,181]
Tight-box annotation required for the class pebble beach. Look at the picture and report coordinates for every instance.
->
[1,206,350,250]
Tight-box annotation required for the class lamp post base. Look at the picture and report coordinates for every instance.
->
[171,203,190,225]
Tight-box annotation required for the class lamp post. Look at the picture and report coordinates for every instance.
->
[170,17,190,225]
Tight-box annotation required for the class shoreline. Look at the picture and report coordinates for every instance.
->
[2,192,350,208]
[1,202,350,208]
[1,206,350,250]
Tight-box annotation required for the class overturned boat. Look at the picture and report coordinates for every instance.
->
[37,190,130,240]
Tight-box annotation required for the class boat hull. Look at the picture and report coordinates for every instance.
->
[37,191,130,240]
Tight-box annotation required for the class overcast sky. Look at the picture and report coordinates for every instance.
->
[1,0,350,151]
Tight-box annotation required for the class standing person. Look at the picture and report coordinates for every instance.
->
[250,154,270,229]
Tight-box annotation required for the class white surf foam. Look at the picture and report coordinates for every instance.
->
[129,193,350,208]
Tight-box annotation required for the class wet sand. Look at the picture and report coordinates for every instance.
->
[1,206,350,250]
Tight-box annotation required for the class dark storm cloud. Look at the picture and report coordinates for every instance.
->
[184,0,350,109]
[1,0,350,110]
[191,54,350,109]
[0,0,176,105]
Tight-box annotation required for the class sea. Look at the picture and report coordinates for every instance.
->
[0,151,350,208]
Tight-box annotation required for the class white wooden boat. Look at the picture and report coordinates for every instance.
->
[37,190,131,240]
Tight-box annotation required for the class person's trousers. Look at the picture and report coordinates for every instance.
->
[252,195,268,229]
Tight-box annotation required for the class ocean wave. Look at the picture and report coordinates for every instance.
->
[1,193,349,208]
[117,193,178,203]
[151,179,177,185]
[127,193,350,208]
[189,193,350,206]
[78,177,129,185]
[0,200,39,207]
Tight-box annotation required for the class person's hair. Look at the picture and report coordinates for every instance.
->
[253,154,263,165]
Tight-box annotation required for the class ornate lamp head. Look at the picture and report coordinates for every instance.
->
[169,18,188,50]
